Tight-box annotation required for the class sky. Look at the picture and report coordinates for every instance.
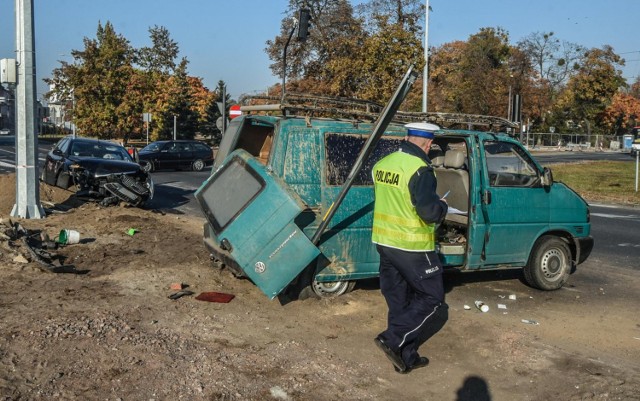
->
[1,0,639,101]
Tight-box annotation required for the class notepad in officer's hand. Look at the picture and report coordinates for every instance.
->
[446,206,467,215]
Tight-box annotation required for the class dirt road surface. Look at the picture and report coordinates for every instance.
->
[1,174,639,401]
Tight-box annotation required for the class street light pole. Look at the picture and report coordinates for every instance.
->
[173,115,177,140]
[71,89,76,138]
[11,0,44,219]
[422,0,430,113]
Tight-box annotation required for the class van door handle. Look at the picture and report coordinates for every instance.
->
[482,190,492,205]
[220,238,233,252]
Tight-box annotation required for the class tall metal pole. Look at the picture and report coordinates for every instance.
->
[71,90,76,138]
[173,115,177,140]
[422,0,429,113]
[221,85,226,135]
[635,150,638,192]
[11,0,44,219]
[281,23,297,104]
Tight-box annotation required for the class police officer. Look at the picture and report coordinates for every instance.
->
[372,122,449,373]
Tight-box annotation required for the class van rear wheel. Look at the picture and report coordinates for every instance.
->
[524,235,571,291]
[311,279,355,298]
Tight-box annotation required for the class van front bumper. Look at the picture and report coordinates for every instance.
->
[574,236,594,265]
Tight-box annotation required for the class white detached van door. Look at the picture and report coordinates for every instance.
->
[195,149,321,299]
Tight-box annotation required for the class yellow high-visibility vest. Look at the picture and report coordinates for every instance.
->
[372,151,436,251]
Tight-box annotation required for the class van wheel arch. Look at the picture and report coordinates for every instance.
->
[524,234,572,291]
[288,266,356,300]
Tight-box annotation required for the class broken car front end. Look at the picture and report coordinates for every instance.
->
[69,160,154,207]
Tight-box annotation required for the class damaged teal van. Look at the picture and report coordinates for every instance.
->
[195,94,593,300]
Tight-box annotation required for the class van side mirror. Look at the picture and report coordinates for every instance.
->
[541,167,553,187]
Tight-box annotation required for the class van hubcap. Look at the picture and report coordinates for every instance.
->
[312,280,349,297]
[541,249,565,280]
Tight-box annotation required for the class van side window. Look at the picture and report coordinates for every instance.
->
[325,133,402,186]
[483,141,540,187]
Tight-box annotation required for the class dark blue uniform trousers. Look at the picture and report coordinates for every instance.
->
[377,245,449,367]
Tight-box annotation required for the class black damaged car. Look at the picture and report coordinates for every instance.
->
[42,136,154,207]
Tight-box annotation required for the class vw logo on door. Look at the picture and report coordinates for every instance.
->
[254,261,266,274]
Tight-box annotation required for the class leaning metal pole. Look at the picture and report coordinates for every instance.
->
[280,21,297,104]
[311,65,419,245]
[11,0,44,219]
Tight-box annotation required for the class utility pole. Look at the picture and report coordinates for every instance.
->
[11,0,44,219]
[422,0,430,113]
[173,115,177,140]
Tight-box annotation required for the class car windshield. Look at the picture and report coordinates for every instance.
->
[141,143,164,152]
[70,142,132,161]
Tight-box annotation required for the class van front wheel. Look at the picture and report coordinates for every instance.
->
[524,236,571,291]
[311,279,355,298]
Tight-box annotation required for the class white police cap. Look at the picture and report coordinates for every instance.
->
[404,122,440,139]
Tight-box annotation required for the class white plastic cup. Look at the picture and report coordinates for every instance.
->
[474,300,489,313]
[58,229,80,245]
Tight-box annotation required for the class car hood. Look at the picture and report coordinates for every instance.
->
[70,157,143,177]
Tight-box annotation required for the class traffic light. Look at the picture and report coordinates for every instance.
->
[297,8,311,42]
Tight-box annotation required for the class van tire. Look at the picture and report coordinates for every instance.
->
[311,279,356,298]
[524,235,571,291]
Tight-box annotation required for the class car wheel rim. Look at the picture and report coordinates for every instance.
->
[541,248,565,281]
[194,160,204,170]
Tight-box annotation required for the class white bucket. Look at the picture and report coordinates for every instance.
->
[58,229,80,245]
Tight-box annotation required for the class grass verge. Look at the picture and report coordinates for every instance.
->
[551,160,640,206]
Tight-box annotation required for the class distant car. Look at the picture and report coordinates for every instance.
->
[42,136,153,207]
[138,140,214,172]
[0,128,10,135]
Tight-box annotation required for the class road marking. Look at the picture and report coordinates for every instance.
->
[0,160,14,168]
[617,243,640,248]
[591,212,640,221]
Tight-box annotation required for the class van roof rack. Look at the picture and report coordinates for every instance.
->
[240,93,518,130]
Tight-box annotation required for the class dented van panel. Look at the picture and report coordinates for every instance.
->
[197,98,593,299]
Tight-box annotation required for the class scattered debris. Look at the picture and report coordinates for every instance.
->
[474,301,489,313]
[195,291,235,303]
[497,304,507,309]
[463,304,471,310]
[1,219,88,274]
[521,319,539,325]
[170,282,185,291]
[270,386,292,401]
[127,228,138,236]
[168,290,195,300]
[508,294,517,300]
[498,295,506,299]
[56,229,80,245]
[12,254,29,264]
